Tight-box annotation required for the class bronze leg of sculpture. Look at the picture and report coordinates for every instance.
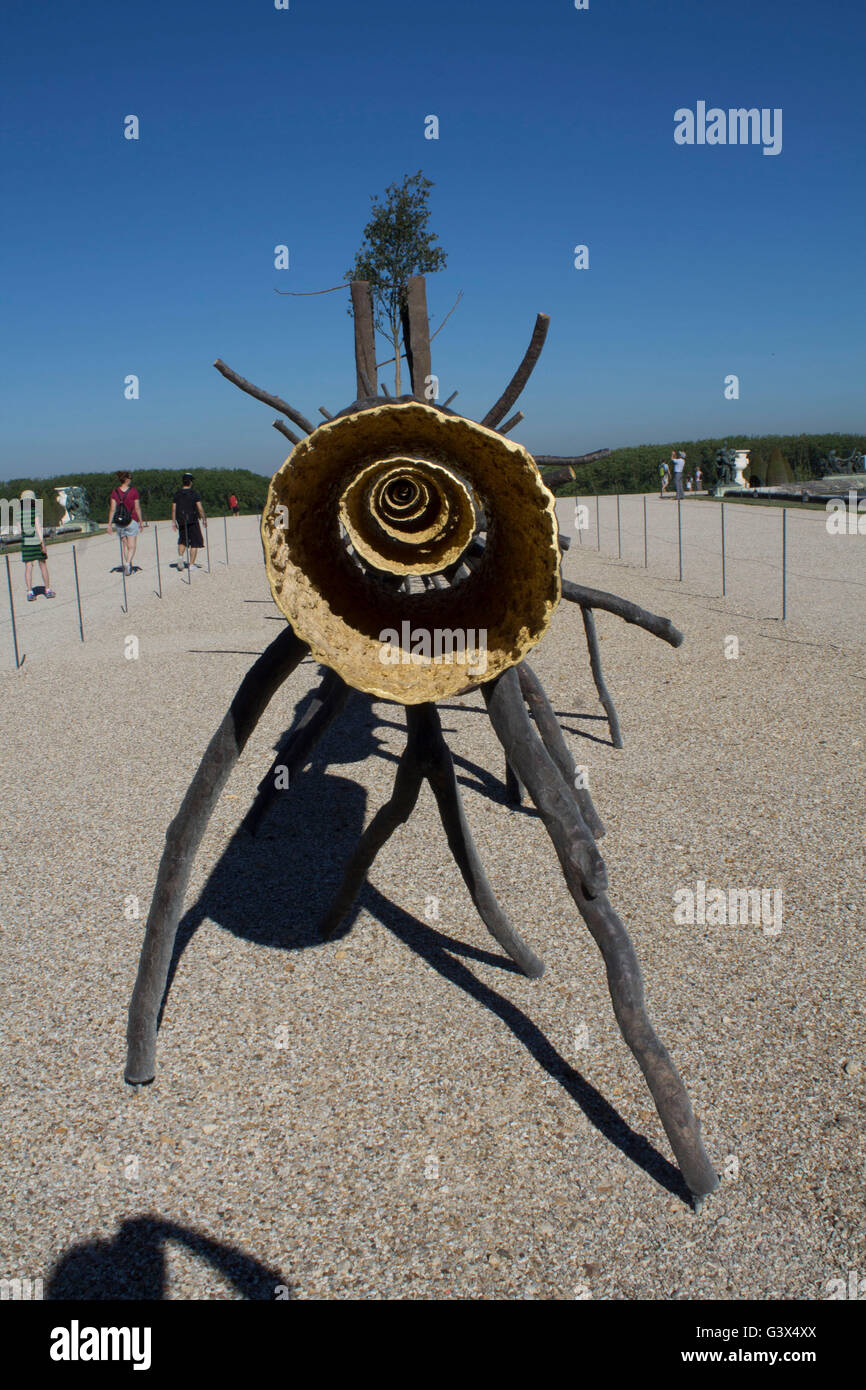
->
[411,704,544,978]
[580,606,623,749]
[483,667,719,1201]
[319,703,543,977]
[504,760,523,805]
[125,627,308,1084]
[317,726,426,942]
[241,668,351,836]
[517,661,606,839]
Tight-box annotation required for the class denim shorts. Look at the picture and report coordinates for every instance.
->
[117,521,140,538]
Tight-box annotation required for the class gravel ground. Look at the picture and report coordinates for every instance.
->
[1,503,863,1300]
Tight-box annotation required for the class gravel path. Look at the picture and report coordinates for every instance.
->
[1,502,863,1300]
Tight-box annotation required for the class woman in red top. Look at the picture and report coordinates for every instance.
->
[108,470,144,576]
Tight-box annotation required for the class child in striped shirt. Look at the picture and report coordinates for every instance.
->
[20,490,55,600]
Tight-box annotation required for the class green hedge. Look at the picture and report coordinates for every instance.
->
[545,433,864,496]
[0,468,271,526]
[5,437,861,523]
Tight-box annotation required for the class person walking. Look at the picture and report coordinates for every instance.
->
[172,473,207,569]
[672,450,686,500]
[694,465,703,492]
[19,490,55,600]
[108,471,143,575]
[228,493,239,516]
[659,459,670,497]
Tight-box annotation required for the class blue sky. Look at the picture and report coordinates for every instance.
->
[1,0,863,480]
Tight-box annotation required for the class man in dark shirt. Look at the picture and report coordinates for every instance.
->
[171,473,207,569]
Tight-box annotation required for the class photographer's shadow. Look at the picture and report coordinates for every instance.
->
[47,1215,291,1300]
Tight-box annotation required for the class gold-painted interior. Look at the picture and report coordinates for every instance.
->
[340,455,475,573]
[262,401,561,704]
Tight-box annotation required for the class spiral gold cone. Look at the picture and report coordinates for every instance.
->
[262,400,561,704]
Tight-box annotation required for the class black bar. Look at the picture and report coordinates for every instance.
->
[5,553,22,669]
[119,533,128,611]
[72,543,84,641]
[154,524,162,598]
[781,508,787,620]
[643,494,648,568]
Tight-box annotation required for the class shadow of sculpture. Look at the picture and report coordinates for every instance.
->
[149,678,690,1204]
[47,1215,291,1300]
[360,883,690,1203]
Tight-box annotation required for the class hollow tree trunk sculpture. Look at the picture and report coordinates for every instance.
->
[125,277,719,1204]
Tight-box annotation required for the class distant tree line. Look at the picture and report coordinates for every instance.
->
[0,468,271,526]
[4,435,861,528]
[542,433,864,496]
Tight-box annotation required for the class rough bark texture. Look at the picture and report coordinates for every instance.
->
[350,281,377,400]
[517,661,606,839]
[213,359,315,436]
[319,703,544,979]
[401,275,433,401]
[241,668,351,837]
[413,705,544,978]
[498,410,524,435]
[561,579,683,647]
[481,313,550,429]
[125,626,308,1083]
[273,418,301,447]
[483,669,719,1201]
[581,605,624,749]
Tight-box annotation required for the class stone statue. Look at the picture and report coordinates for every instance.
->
[712,445,751,493]
[55,485,99,533]
[819,448,865,477]
[714,445,738,485]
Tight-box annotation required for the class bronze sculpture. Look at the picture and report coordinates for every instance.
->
[125,277,719,1204]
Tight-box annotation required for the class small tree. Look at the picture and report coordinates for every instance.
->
[346,172,447,395]
[766,447,793,486]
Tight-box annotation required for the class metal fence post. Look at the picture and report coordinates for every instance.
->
[576,496,582,546]
[677,496,683,581]
[154,524,162,598]
[72,543,84,641]
[205,519,211,573]
[721,501,726,596]
[118,532,128,612]
[596,495,600,551]
[224,515,229,566]
[616,493,622,559]
[781,507,787,621]
[5,554,23,669]
[643,494,648,568]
